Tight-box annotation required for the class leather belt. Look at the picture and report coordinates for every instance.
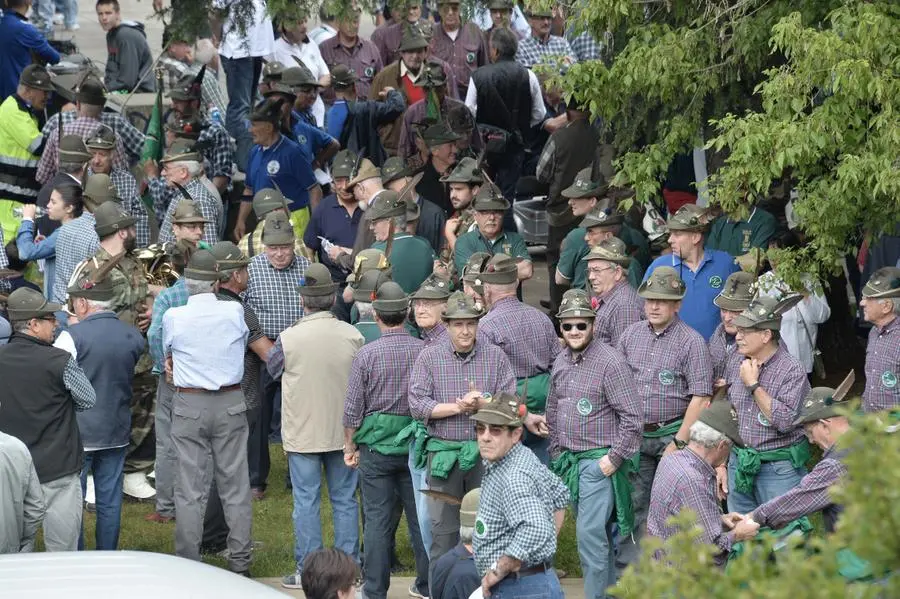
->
[643,416,682,433]
[176,383,241,394]
[515,563,552,578]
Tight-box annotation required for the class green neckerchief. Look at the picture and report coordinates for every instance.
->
[352,413,414,456]
[728,516,812,564]
[516,373,551,414]
[550,448,638,537]
[198,241,211,250]
[643,418,683,439]
[836,548,874,581]
[425,438,480,479]
[395,420,429,469]
[733,439,811,495]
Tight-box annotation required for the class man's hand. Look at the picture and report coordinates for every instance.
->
[136,312,151,333]
[165,356,174,382]
[739,358,761,387]
[444,217,460,238]
[663,441,678,456]
[721,512,744,530]
[143,160,160,179]
[378,86,395,99]
[343,449,359,468]
[327,244,349,261]
[599,454,617,477]
[524,413,549,437]
[233,221,247,241]
[732,517,760,541]
[715,464,729,500]
[481,568,504,597]
[20,204,36,220]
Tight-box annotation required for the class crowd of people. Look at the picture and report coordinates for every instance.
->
[1,0,899,598]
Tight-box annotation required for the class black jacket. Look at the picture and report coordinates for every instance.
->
[333,89,406,167]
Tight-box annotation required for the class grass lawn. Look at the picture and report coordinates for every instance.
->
[76,445,584,578]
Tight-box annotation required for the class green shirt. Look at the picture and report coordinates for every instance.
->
[706,208,778,257]
[354,321,382,344]
[453,229,531,275]
[372,234,436,294]
[619,222,651,270]
[557,228,644,290]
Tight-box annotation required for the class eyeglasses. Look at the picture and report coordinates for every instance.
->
[561,322,589,332]
[586,266,615,276]
[475,423,509,436]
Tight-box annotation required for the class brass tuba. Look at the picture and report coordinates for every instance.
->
[137,244,180,288]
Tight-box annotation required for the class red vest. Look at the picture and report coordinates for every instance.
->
[401,73,426,106]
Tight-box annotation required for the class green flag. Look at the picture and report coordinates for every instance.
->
[141,75,164,164]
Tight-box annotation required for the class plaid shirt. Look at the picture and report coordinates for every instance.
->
[420,323,448,348]
[53,212,99,302]
[430,22,487,97]
[593,280,642,346]
[473,443,570,576]
[63,356,98,411]
[724,344,810,451]
[196,119,235,180]
[862,317,900,412]
[546,339,642,467]
[567,31,602,62]
[344,329,425,428]
[156,179,222,247]
[37,116,128,185]
[647,448,733,566]
[160,58,228,118]
[41,110,144,167]
[479,297,560,379]
[617,317,714,424]
[217,288,264,409]
[409,337,516,441]
[245,253,311,339]
[94,167,151,248]
[147,279,188,373]
[709,322,737,380]
[515,35,576,69]
[753,446,847,530]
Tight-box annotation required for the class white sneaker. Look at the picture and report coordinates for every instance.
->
[66,23,80,31]
[53,14,63,24]
[84,475,96,511]
[123,472,157,500]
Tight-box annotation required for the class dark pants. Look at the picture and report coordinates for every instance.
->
[547,220,578,317]
[492,148,525,232]
[359,448,429,599]
[79,446,127,550]
[331,283,352,323]
[248,364,275,490]
[221,55,263,172]
[426,453,484,562]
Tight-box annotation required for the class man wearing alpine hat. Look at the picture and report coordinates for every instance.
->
[583,237,642,347]
[858,266,900,413]
[709,271,757,379]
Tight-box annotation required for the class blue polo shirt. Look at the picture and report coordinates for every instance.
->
[291,112,335,164]
[1,12,60,100]
[303,193,362,281]
[244,135,316,212]
[644,249,739,341]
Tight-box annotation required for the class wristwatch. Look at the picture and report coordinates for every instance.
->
[674,438,688,450]
[746,381,761,394]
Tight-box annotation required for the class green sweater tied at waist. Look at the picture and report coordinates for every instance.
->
[733,439,810,495]
[425,438,480,480]
[643,418,683,439]
[395,420,429,469]
[728,516,812,564]
[516,372,551,413]
[353,413,414,456]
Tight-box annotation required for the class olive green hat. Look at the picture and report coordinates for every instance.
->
[347,158,381,189]
[442,291,485,320]
[261,211,295,245]
[667,204,711,232]
[562,167,607,199]
[398,23,429,52]
[580,207,624,230]
[261,60,286,82]
[160,138,202,163]
[351,268,392,303]
[381,157,416,186]
[365,191,407,222]
[413,60,448,89]
[440,157,483,185]
[423,123,462,148]
[209,241,250,274]
[262,80,296,99]
[93,201,136,238]
[249,98,286,124]
[75,77,107,106]
[85,125,116,151]
[183,249,221,281]
[732,294,803,331]
[479,253,518,285]
[252,188,287,219]
[459,488,481,528]
[556,289,595,319]
[299,263,335,296]
[83,174,120,211]
[372,281,410,313]
[66,272,115,301]
[19,64,54,92]
[487,0,513,10]
[59,135,92,164]
[410,274,452,300]
[714,272,756,312]
[793,371,855,426]
[172,199,210,225]
[332,149,360,179]
[581,237,631,267]
[331,64,358,89]
[167,73,202,101]
[472,183,510,212]
[524,3,553,18]
[6,287,62,320]
[861,266,900,299]
[471,391,526,427]
[165,116,205,141]
[461,251,491,295]
[638,266,686,301]
[283,64,321,89]
[346,249,392,285]
[697,400,746,448]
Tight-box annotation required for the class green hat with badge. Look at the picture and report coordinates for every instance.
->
[667,204,711,232]
[714,272,756,312]
[160,138,202,163]
[165,116,205,141]
[332,149,360,179]
[331,64,358,89]
[266,78,298,102]
[794,371,855,426]
[423,122,461,148]
[85,125,116,151]
[414,60,448,88]
[210,241,250,274]
[252,188,287,219]
[59,135,92,164]
[283,64,321,89]
[381,157,416,186]
[479,253,518,285]
[556,289,595,319]
[372,281,410,314]
[261,211,295,245]
[365,191,407,222]
[580,207,623,229]
[562,167,607,199]
[6,287,62,321]
[262,60,286,82]
[581,237,631,267]
[524,2,553,18]
[299,263,335,296]
[94,201,136,237]
[731,294,803,331]
[172,199,209,224]
[638,266,686,301]
[697,400,746,448]
[471,391,526,427]
[19,64,54,92]
[459,488,481,528]
[75,77,107,106]
[440,157,483,185]
[346,249,392,285]
[472,183,510,212]
[411,274,452,300]
[442,291,485,320]
[352,268,392,303]
[398,23,429,52]
[249,98,286,125]
[167,73,202,101]
[348,158,382,189]
[66,271,116,301]
[83,174,121,210]
[461,251,491,295]
[861,266,900,299]
[183,249,221,281]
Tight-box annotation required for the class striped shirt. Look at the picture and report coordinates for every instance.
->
[593,280,642,346]
[617,317,714,424]
[546,339,642,468]
[708,322,737,380]
[156,179,222,247]
[53,212,99,302]
[245,253,310,339]
[409,337,516,441]
[479,297,560,379]
[862,317,900,412]
[344,329,425,428]
[724,344,810,451]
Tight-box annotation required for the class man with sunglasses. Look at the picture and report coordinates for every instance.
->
[584,237,643,347]
[546,289,642,599]
[472,392,569,598]
[616,266,713,570]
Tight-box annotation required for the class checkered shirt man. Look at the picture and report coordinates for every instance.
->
[862,317,900,412]
[36,116,129,185]
[617,316,714,424]
[473,442,570,576]
[593,280,642,346]
[216,288,265,410]
[245,252,311,340]
[479,296,560,379]
[147,278,189,373]
[709,322,737,380]
[409,336,516,441]
[61,358,98,410]
[515,35,576,68]
[41,110,145,169]
[156,179,222,247]
[195,118,236,181]
[546,339,642,467]
[101,167,151,247]
[0,227,9,293]
[724,344,810,451]
[344,329,425,428]
[52,212,99,302]
[567,31,602,62]
[160,59,228,117]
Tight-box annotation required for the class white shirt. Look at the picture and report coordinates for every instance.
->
[465,67,546,128]
[214,0,274,59]
[53,330,77,358]
[309,24,337,46]
[270,37,330,127]
[472,4,531,38]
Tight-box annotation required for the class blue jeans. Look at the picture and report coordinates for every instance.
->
[220,56,261,172]
[407,440,432,559]
[488,570,565,599]
[79,446,127,550]
[288,451,360,571]
[522,430,550,466]
[576,458,616,599]
[726,452,807,513]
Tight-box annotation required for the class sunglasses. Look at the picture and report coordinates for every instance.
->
[475,423,509,436]
[561,322,589,332]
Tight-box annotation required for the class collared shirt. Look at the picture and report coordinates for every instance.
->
[92,166,151,248]
[245,253,311,339]
[271,36,330,123]
[156,178,222,247]
[409,338,516,441]
[473,443,570,576]
[53,212,99,302]
[318,35,384,100]
[213,0,274,59]
[41,109,144,166]
[453,229,531,276]
[217,288,265,409]
[724,344,810,451]
[245,135,317,212]
[862,316,900,412]
[0,430,45,554]
[430,22,487,96]
[344,329,425,428]
[397,96,482,164]
[594,280,643,347]
[479,296,560,379]
[515,34,576,68]
[706,208,778,257]
[147,279,189,373]
[309,23,337,46]
[647,448,733,566]
[708,322,736,380]
[644,250,740,341]
[195,118,236,181]
[618,316,713,424]
[36,116,128,185]
[163,293,248,389]
[546,339,642,467]
[303,193,363,281]
[371,234,435,294]
[421,323,448,348]
[567,31,602,62]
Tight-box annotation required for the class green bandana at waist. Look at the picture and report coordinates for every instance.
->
[728,516,812,564]
[395,420,429,469]
[733,439,811,495]
[353,413,414,456]
[425,438,480,479]
[643,418,683,439]
[551,448,638,537]
[516,373,551,413]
